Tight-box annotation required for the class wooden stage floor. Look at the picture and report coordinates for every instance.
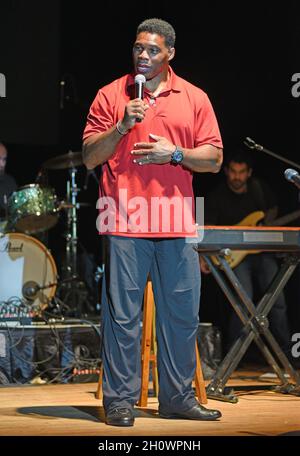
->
[0,369,299,437]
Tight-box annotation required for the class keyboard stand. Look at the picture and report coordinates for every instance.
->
[201,251,300,402]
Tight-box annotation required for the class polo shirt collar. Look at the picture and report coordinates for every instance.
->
[126,66,181,96]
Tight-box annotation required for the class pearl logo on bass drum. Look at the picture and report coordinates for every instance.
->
[0,241,23,253]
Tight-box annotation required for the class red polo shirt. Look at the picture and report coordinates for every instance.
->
[83,67,223,237]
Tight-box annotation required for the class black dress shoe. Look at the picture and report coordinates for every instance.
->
[105,407,135,426]
[159,404,222,421]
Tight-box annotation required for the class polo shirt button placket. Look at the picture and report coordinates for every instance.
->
[149,96,156,106]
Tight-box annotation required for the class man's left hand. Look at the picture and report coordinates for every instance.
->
[131,134,176,165]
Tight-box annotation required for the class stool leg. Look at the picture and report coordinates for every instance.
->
[152,306,159,397]
[96,364,103,400]
[138,281,154,407]
[194,342,208,404]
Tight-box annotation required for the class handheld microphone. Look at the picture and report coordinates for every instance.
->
[134,74,146,123]
[284,168,300,190]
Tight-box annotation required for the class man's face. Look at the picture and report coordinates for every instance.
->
[0,145,7,175]
[225,161,252,193]
[132,32,174,80]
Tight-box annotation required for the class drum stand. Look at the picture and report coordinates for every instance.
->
[58,166,90,317]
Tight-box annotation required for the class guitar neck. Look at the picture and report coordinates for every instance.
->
[268,209,300,227]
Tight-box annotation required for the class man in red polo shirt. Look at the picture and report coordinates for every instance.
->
[83,18,223,426]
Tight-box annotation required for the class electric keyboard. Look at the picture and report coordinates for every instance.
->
[197,226,300,252]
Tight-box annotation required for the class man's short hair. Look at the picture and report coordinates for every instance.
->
[225,149,253,169]
[136,18,176,48]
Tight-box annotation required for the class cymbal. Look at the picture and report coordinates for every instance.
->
[43,151,83,170]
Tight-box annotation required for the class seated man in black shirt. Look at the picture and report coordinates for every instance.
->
[200,150,292,360]
[0,142,17,230]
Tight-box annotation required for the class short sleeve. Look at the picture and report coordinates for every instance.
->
[194,93,223,149]
[82,89,115,141]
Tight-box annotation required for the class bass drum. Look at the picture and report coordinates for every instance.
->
[0,233,57,309]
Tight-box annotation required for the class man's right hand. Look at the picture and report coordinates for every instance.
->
[82,98,150,169]
[120,98,149,131]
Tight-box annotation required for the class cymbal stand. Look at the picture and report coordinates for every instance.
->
[59,166,88,316]
[66,166,78,280]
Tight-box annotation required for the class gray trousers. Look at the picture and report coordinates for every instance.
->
[101,235,201,413]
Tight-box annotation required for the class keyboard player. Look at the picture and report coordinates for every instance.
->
[200,150,293,364]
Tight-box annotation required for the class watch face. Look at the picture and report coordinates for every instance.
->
[172,150,183,163]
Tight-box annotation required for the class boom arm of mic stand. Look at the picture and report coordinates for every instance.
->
[244,137,300,171]
[37,276,79,292]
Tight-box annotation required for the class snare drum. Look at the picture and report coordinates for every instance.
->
[8,184,58,234]
[0,232,57,308]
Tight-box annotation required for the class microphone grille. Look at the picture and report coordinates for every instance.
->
[134,74,146,84]
[284,168,298,182]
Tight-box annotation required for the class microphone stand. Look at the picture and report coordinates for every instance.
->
[83,169,98,191]
[244,137,300,205]
[244,137,300,170]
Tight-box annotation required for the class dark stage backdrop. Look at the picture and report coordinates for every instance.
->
[1,2,299,196]
[0,1,61,145]
[0,2,300,331]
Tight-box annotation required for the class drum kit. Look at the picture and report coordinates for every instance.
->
[0,151,98,316]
